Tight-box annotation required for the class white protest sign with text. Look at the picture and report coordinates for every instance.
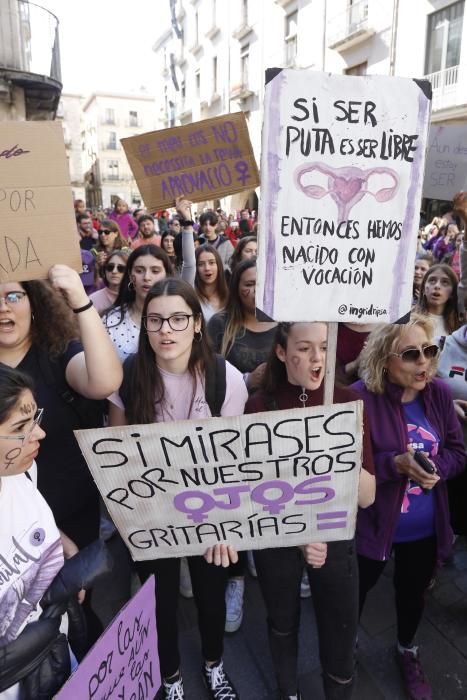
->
[0,121,81,282]
[423,125,467,201]
[256,70,431,323]
[75,403,363,561]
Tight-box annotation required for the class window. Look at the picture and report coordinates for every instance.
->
[213,56,218,93]
[195,10,199,44]
[241,44,249,86]
[107,132,117,149]
[104,108,115,124]
[285,10,298,66]
[180,79,186,107]
[107,160,119,180]
[129,110,138,127]
[425,1,464,74]
[195,70,200,97]
[345,61,367,76]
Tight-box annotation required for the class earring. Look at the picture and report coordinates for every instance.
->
[31,312,35,322]
[128,280,135,291]
[194,330,203,343]
[382,367,388,377]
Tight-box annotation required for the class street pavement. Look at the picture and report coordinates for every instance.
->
[176,537,467,699]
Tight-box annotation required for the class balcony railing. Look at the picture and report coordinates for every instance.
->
[0,1,61,82]
[425,65,464,112]
[328,0,373,50]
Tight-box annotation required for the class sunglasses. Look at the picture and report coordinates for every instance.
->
[389,344,439,363]
[99,229,113,235]
[105,263,126,273]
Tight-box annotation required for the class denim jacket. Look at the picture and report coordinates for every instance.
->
[351,378,465,563]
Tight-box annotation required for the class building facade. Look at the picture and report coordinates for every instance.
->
[153,0,467,212]
[81,92,158,209]
[0,0,62,121]
[56,93,86,202]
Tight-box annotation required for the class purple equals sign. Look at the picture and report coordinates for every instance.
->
[316,511,348,530]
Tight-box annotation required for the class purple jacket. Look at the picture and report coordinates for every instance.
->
[351,378,465,563]
[109,211,138,241]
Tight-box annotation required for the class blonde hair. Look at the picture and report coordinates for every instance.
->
[358,313,437,394]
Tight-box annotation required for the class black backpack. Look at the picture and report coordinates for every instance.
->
[120,353,227,418]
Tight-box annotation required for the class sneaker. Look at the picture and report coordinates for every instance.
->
[161,672,184,699]
[203,660,239,699]
[396,647,432,700]
[300,569,311,599]
[225,577,244,633]
[247,550,257,578]
[279,693,302,699]
[179,557,193,598]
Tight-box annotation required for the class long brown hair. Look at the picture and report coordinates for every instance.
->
[195,244,228,306]
[415,263,460,334]
[124,278,214,424]
[221,258,256,357]
[95,219,127,252]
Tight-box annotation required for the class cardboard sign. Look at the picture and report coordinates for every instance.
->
[75,403,363,561]
[55,577,160,700]
[0,121,81,282]
[256,70,431,323]
[121,112,260,211]
[423,125,467,201]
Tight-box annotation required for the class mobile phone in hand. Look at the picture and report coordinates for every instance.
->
[413,451,435,474]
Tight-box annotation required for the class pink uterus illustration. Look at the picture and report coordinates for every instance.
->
[295,162,399,222]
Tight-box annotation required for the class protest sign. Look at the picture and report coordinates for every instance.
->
[75,403,363,561]
[120,112,260,211]
[0,121,81,282]
[256,70,432,323]
[423,124,467,201]
[55,576,160,700]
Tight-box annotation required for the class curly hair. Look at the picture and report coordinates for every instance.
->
[21,280,78,357]
[358,313,437,394]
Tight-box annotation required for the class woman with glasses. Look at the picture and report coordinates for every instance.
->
[351,315,465,700]
[91,220,129,282]
[90,250,129,314]
[0,267,122,644]
[108,277,248,700]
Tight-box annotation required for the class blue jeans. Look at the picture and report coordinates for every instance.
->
[254,540,358,698]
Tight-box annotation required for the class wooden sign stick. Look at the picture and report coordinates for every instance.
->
[324,322,338,406]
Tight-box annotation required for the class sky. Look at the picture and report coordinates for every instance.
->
[40,0,170,95]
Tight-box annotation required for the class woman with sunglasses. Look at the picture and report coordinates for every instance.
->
[91,220,129,280]
[108,277,248,700]
[351,315,465,700]
[90,250,129,314]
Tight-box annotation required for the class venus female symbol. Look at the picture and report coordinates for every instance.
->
[295,162,399,223]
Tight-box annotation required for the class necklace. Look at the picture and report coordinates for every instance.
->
[299,387,309,408]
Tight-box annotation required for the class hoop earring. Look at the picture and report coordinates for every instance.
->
[128,280,135,291]
[194,330,203,343]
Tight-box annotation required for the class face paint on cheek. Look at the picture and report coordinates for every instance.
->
[4,446,22,470]
[290,355,301,368]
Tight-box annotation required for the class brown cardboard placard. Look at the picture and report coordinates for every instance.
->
[0,121,81,282]
[121,112,260,211]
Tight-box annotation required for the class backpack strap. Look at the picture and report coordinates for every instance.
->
[205,355,227,417]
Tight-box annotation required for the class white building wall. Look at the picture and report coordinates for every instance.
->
[153,0,467,211]
[57,93,85,202]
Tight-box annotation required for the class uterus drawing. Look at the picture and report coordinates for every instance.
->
[295,163,399,222]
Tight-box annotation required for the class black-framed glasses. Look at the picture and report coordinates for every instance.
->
[105,263,126,273]
[0,408,44,445]
[143,313,194,332]
[99,229,113,235]
[389,344,439,363]
[0,291,28,306]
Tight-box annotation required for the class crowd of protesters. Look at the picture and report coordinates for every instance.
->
[0,192,466,700]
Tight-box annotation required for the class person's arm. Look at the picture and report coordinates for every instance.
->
[430,387,466,480]
[174,196,196,286]
[457,241,467,319]
[48,265,123,399]
[358,470,376,507]
[128,216,139,240]
[108,400,127,427]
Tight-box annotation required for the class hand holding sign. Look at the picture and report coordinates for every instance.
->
[48,264,90,310]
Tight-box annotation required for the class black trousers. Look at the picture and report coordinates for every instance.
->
[358,536,437,647]
[136,555,228,678]
[254,541,358,698]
